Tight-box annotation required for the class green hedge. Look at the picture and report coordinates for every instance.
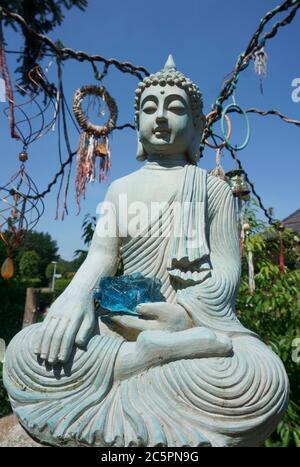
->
[0,363,10,418]
[0,278,27,417]
[0,279,70,417]
[0,279,26,345]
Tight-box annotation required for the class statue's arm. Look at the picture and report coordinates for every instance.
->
[62,185,120,299]
[176,175,241,325]
[34,183,120,363]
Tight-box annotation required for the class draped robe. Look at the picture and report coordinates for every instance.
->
[3,165,289,447]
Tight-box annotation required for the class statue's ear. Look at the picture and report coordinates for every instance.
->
[186,115,206,164]
[136,132,147,161]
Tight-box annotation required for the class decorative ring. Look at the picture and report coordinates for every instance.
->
[205,110,232,149]
[221,104,250,151]
[73,85,118,137]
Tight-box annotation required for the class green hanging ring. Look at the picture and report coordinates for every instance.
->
[221,104,250,151]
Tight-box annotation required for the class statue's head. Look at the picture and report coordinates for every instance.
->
[134,55,205,164]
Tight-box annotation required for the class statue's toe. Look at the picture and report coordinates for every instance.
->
[214,333,233,356]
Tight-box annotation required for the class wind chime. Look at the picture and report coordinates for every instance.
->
[225,170,255,294]
[73,85,118,211]
[0,59,56,279]
[0,150,44,279]
[207,102,255,294]
[226,169,250,222]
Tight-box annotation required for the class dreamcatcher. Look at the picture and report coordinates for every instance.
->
[73,85,118,211]
[0,63,59,279]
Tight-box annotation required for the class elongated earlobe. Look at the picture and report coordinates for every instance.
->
[187,138,200,164]
[187,115,206,163]
[136,134,147,161]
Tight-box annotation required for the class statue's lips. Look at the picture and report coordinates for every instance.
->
[153,128,171,136]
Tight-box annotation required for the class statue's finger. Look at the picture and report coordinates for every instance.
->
[58,321,78,363]
[47,318,68,364]
[33,319,54,356]
[40,317,60,360]
[75,314,94,347]
[137,302,180,321]
[33,324,47,355]
[136,303,161,319]
[110,314,158,331]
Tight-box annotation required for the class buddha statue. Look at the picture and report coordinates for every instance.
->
[3,56,289,447]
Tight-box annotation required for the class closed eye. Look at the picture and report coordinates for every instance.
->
[167,101,186,114]
[142,103,157,114]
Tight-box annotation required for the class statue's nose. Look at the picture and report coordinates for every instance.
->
[155,101,167,122]
[156,109,167,123]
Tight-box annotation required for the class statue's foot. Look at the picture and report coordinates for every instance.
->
[114,327,232,381]
[137,327,232,362]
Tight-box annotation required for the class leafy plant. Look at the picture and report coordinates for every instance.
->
[19,250,40,280]
[74,213,96,259]
[237,207,300,447]
[53,277,71,298]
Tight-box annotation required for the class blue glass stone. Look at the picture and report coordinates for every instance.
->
[94,273,163,316]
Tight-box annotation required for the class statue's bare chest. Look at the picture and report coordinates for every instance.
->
[116,169,183,240]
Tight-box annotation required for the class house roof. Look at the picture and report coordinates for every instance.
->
[282,209,300,232]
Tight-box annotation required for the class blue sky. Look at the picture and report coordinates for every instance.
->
[0,0,300,260]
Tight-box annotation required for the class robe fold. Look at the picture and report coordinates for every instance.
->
[3,166,289,447]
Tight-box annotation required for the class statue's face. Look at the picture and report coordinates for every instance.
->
[138,84,195,156]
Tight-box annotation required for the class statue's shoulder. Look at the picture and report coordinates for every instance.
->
[107,169,142,195]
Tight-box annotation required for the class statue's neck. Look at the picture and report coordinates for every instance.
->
[143,153,189,170]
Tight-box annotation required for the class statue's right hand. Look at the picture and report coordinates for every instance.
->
[33,295,95,364]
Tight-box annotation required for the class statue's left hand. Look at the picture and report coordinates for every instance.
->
[33,294,96,364]
[105,302,193,340]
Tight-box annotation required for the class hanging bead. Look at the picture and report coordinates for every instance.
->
[247,243,255,295]
[19,150,28,162]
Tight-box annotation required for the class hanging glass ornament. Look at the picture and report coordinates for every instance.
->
[226,168,251,227]
[73,85,118,211]
[0,151,44,279]
[225,169,250,200]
